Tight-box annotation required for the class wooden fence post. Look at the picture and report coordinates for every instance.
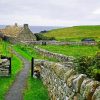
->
[9,57,11,76]
[31,57,34,77]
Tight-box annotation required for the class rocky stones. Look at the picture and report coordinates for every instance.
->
[92,86,100,100]
[72,74,87,93]
[0,58,10,76]
[34,59,100,100]
[83,81,100,100]
[64,69,76,82]
[80,78,92,95]
[67,75,78,87]
[34,47,75,65]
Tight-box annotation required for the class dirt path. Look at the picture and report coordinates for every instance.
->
[5,51,30,100]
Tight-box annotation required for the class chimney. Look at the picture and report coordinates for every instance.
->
[24,24,29,29]
[15,23,18,27]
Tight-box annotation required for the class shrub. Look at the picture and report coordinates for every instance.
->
[40,30,48,33]
[76,53,100,81]
[97,41,100,49]
[92,69,100,81]
[76,56,93,74]
[94,52,100,69]
[34,33,55,41]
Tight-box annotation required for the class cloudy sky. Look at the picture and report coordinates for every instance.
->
[0,0,100,26]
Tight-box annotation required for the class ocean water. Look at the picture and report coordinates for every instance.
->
[0,25,63,33]
[29,26,62,33]
[0,25,5,29]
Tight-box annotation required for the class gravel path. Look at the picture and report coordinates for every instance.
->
[5,51,30,100]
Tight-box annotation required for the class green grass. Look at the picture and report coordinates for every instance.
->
[0,55,23,100]
[43,25,100,41]
[0,41,9,56]
[24,78,49,100]
[13,45,32,60]
[39,45,100,81]
[13,44,50,100]
[13,44,43,60]
[13,44,57,62]
[39,45,99,57]
[0,41,23,99]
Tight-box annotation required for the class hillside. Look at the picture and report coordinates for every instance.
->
[43,25,100,41]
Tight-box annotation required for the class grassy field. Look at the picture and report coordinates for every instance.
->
[39,45,99,57]
[13,44,57,62]
[13,44,42,60]
[43,25,100,41]
[13,44,50,100]
[0,43,22,100]
[24,78,49,100]
[39,45,100,80]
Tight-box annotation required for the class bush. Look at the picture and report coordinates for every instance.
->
[97,41,100,49]
[40,30,48,33]
[76,56,93,74]
[76,53,100,81]
[94,52,100,69]
[92,69,100,81]
[34,33,55,41]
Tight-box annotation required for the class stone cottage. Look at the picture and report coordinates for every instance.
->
[17,24,36,42]
[0,23,36,43]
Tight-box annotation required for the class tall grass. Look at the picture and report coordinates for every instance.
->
[39,45,99,57]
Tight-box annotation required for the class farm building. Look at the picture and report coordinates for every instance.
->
[0,23,36,43]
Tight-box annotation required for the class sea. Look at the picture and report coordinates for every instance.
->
[0,25,64,33]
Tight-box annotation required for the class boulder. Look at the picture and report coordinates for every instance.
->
[72,74,87,93]
[92,86,100,100]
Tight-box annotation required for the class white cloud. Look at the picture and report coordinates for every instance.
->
[93,8,100,14]
[0,0,100,26]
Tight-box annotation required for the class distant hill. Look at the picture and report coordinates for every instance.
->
[43,25,100,41]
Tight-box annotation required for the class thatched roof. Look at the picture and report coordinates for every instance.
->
[0,24,22,37]
[0,23,36,42]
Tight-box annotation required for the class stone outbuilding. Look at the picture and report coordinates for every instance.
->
[17,24,36,42]
[0,23,36,43]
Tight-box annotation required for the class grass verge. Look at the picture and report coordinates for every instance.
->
[24,78,49,100]
[0,55,23,100]
[13,44,50,100]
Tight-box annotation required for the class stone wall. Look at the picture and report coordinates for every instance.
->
[0,58,10,76]
[34,46,75,67]
[25,41,97,46]
[34,59,100,100]
[34,46,74,62]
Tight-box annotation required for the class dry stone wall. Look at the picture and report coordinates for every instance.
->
[34,59,100,100]
[25,41,97,46]
[0,58,10,76]
[34,46,75,67]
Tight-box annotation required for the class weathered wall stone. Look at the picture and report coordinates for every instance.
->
[34,59,100,100]
[0,58,10,76]
[24,40,97,46]
[34,46,75,67]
